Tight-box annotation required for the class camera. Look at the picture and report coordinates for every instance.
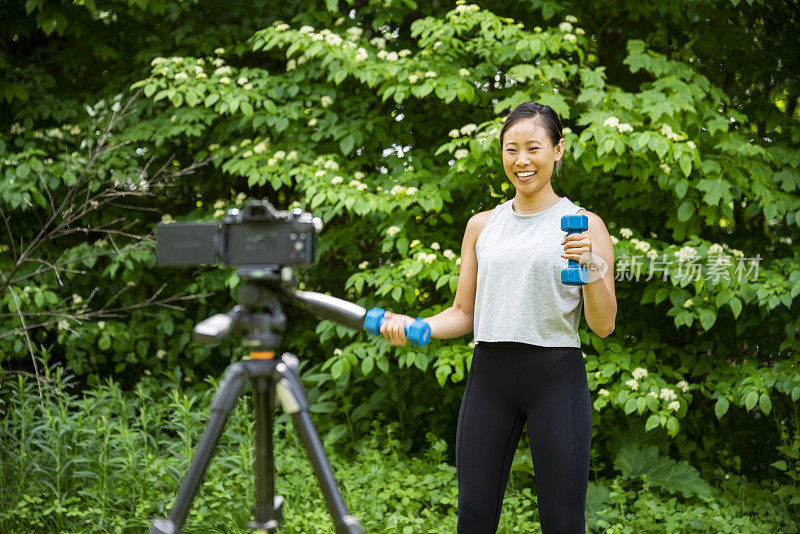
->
[155,199,322,268]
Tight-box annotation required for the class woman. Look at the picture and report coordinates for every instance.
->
[380,101,617,533]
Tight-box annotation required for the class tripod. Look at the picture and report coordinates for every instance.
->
[149,266,364,534]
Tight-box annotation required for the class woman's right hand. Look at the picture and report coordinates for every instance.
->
[380,311,415,346]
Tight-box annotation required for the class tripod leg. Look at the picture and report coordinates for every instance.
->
[149,362,250,534]
[274,355,363,534]
[248,372,283,531]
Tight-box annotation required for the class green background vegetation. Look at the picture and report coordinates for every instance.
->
[1,0,798,531]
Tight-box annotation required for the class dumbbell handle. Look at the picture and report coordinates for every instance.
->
[364,307,431,346]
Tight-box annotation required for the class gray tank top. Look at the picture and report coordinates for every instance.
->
[473,196,584,348]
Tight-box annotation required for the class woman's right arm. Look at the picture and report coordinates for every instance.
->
[380,211,489,345]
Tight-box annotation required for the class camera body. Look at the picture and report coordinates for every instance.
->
[156,199,321,268]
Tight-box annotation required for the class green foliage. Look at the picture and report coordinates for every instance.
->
[613,444,713,500]
[2,0,800,520]
[2,372,798,533]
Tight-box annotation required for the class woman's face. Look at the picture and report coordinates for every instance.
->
[501,117,564,195]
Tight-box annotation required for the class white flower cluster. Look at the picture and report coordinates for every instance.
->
[320,95,333,108]
[212,58,225,67]
[214,66,232,76]
[559,22,573,32]
[431,242,441,250]
[598,388,610,396]
[275,22,289,32]
[659,388,677,401]
[175,72,188,80]
[358,261,369,269]
[620,228,633,239]
[565,15,578,23]
[686,141,697,150]
[369,37,386,49]
[443,249,456,260]
[333,348,343,355]
[459,68,470,77]
[603,116,633,133]
[630,238,651,253]
[676,380,690,393]
[625,379,639,390]
[648,391,658,398]
[708,243,724,255]
[454,149,469,160]
[355,47,368,62]
[416,252,437,264]
[632,367,648,379]
[564,34,577,43]
[449,129,460,138]
[660,124,683,142]
[325,33,343,46]
[610,235,619,245]
[299,26,314,35]
[377,50,399,61]
[386,226,401,237]
[346,26,362,40]
[667,401,681,412]
[331,176,344,184]
[455,4,480,14]
[410,239,421,248]
[253,142,267,154]
[389,185,418,196]
[349,179,368,191]
[460,123,477,135]
[674,245,697,262]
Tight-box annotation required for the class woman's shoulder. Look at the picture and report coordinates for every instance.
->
[463,208,496,243]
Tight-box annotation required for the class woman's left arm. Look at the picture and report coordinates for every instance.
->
[561,210,617,337]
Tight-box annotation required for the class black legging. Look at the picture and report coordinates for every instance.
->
[456,341,591,533]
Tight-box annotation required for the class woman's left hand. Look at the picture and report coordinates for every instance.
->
[561,232,592,262]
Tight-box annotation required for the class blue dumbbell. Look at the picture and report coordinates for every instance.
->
[561,214,589,285]
[364,307,431,346]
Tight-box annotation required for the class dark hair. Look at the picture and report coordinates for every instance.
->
[500,102,564,173]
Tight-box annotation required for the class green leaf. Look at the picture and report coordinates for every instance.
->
[758,392,772,415]
[679,155,692,177]
[340,135,354,155]
[698,309,716,330]
[714,397,729,419]
[613,444,713,499]
[696,178,734,206]
[728,297,742,319]
[624,397,637,414]
[361,357,374,376]
[744,390,758,411]
[331,359,344,379]
[98,334,111,351]
[645,414,660,431]
[677,200,694,222]
[674,181,687,198]
[770,460,787,471]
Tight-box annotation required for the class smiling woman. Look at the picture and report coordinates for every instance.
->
[380,101,618,532]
